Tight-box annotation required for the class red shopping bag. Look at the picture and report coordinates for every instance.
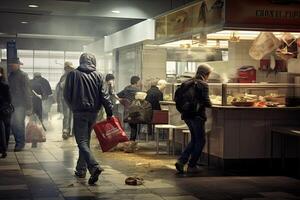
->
[25,115,46,143]
[93,117,128,152]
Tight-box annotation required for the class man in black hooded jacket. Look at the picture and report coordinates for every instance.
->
[64,53,113,185]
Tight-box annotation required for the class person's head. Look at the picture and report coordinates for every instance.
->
[79,53,96,68]
[195,63,213,81]
[130,76,141,87]
[64,61,74,72]
[0,67,5,81]
[33,72,41,78]
[9,58,22,72]
[105,73,115,82]
[157,79,167,91]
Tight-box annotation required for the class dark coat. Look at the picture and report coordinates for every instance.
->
[117,85,140,103]
[181,80,212,120]
[64,55,113,116]
[0,80,12,119]
[145,86,163,111]
[8,69,32,110]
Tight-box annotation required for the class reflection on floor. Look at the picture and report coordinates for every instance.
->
[0,114,300,200]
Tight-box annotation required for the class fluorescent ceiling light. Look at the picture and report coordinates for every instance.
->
[21,21,28,24]
[111,10,120,14]
[17,33,95,41]
[28,4,39,8]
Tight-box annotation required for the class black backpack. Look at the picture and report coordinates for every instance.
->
[174,79,201,114]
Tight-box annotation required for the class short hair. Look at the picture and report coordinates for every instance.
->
[130,76,140,85]
[195,63,213,80]
[105,73,115,82]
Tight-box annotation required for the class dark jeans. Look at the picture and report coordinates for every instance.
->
[129,123,138,141]
[73,112,99,174]
[178,117,206,167]
[62,102,72,134]
[0,116,11,153]
[11,106,26,149]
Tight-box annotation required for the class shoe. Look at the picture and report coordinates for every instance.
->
[175,161,185,174]
[74,171,86,178]
[1,152,7,158]
[124,141,137,153]
[88,167,103,185]
[62,132,69,140]
[14,147,24,152]
[187,166,202,174]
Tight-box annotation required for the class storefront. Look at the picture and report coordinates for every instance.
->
[149,0,300,171]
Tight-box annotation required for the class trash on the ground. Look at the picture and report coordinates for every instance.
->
[125,176,144,186]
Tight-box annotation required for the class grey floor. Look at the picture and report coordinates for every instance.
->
[0,113,300,200]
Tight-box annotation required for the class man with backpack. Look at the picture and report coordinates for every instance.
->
[174,64,213,174]
[64,53,113,185]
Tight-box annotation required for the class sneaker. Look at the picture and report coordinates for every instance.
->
[14,147,24,152]
[187,166,202,174]
[175,161,185,174]
[74,171,86,178]
[88,167,103,185]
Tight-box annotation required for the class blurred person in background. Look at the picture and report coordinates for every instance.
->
[0,67,12,158]
[38,74,53,122]
[145,79,167,111]
[117,76,141,152]
[8,58,32,152]
[64,53,113,185]
[56,61,74,140]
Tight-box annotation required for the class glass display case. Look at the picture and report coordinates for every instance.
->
[163,82,300,107]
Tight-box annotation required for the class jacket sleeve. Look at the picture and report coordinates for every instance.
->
[63,71,74,108]
[99,78,113,117]
[202,83,212,108]
[24,74,33,111]
[4,84,12,104]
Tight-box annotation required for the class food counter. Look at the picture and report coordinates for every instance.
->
[161,83,300,170]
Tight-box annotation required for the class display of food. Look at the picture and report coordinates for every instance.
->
[209,95,222,105]
[231,93,257,107]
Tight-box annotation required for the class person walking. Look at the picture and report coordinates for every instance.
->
[8,58,32,152]
[0,67,12,158]
[175,64,212,174]
[64,53,113,185]
[30,72,45,122]
[117,76,141,152]
[56,62,74,139]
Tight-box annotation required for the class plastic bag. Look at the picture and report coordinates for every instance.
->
[93,117,128,152]
[25,115,46,143]
[249,32,281,60]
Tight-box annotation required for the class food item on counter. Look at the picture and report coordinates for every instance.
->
[255,101,266,108]
[209,95,222,105]
[265,93,286,105]
[163,94,173,101]
[231,93,257,107]
[227,95,234,104]
[266,102,280,107]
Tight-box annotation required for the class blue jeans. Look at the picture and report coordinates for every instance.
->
[73,112,99,174]
[11,106,26,149]
[178,117,206,167]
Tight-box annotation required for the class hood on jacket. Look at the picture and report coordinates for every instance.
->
[78,53,97,73]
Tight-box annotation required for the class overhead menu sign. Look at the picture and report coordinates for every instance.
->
[225,0,300,31]
[155,0,225,41]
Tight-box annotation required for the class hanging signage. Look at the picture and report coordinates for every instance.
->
[225,0,300,31]
[155,0,225,41]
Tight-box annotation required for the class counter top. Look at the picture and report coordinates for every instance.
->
[211,105,300,110]
[160,101,176,105]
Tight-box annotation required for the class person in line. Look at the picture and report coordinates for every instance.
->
[175,64,212,174]
[0,67,12,158]
[8,58,32,152]
[64,53,113,185]
[38,74,53,122]
[145,79,167,111]
[56,62,74,140]
[117,76,141,152]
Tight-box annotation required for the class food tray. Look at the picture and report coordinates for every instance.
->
[231,101,255,107]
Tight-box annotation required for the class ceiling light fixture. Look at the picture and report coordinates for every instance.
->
[28,4,39,8]
[111,10,120,14]
[21,21,28,24]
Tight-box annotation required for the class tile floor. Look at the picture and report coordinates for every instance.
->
[0,114,300,200]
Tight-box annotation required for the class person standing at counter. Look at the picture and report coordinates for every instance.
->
[145,79,167,111]
[175,64,213,174]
